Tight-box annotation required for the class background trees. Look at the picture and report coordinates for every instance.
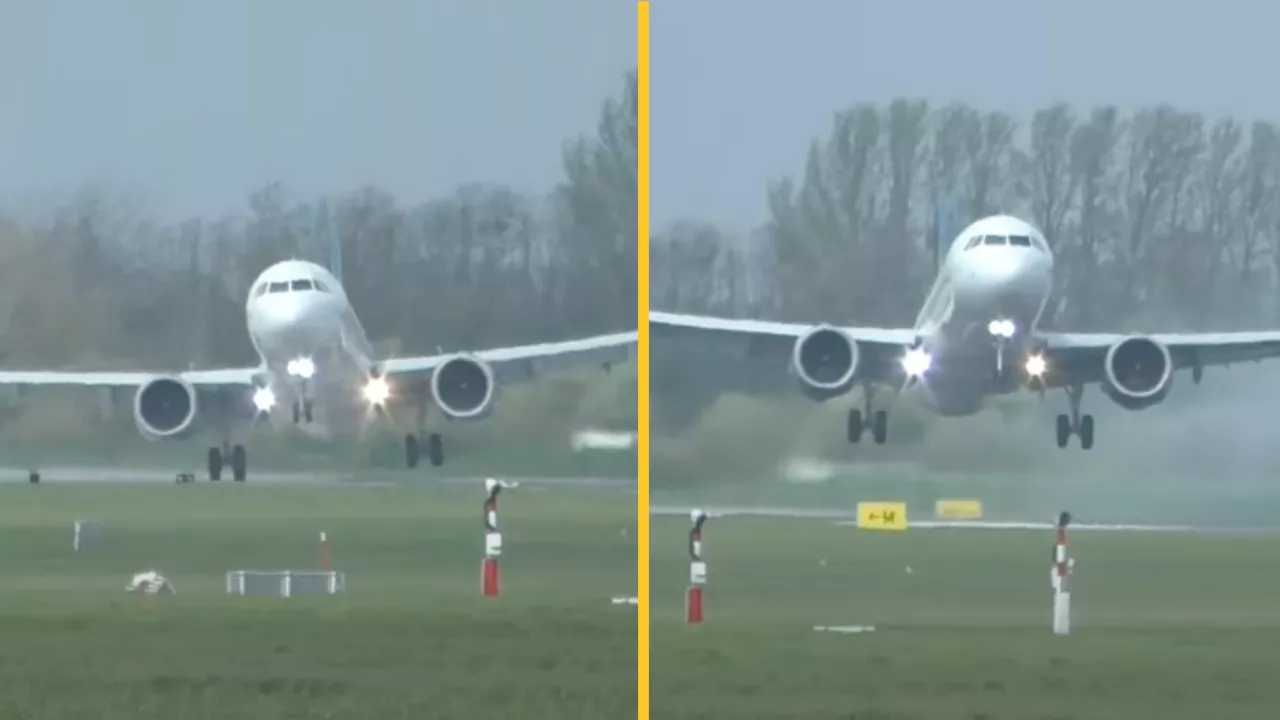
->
[0,73,637,473]
[653,100,1280,485]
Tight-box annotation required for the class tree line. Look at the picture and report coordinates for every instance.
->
[652,100,1280,433]
[0,72,637,373]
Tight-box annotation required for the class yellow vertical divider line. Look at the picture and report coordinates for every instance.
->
[635,3,650,719]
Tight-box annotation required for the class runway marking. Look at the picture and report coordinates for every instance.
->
[650,505,1280,534]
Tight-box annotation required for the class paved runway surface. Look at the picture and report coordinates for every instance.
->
[0,466,638,490]
[650,504,1280,534]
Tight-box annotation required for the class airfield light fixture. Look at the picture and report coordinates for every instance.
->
[252,386,276,412]
[363,376,391,405]
[901,347,932,377]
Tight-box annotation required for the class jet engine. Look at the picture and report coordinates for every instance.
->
[431,355,497,420]
[133,376,199,440]
[1103,336,1174,410]
[791,326,860,401]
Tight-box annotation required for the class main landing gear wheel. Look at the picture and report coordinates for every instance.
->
[230,444,247,482]
[1055,385,1095,450]
[206,445,248,481]
[406,434,445,468]
[291,401,314,424]
[846,408,888,445]
[208,447,223,481]
[426,433,444,467]
[405,434,420,469]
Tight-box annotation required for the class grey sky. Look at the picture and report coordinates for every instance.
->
[653,0,1278,231]
[0,0,634,221]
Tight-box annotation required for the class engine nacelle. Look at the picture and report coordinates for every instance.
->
[791,325,860,402]
[431,355,497,420]
[1103,336,1174,410]
[133,376,199,440]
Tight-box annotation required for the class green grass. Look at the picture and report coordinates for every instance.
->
[651,514,1280,719]
[0,483,637,719]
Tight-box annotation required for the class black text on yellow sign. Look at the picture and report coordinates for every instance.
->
[856,501,908,531]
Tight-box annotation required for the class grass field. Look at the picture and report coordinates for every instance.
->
[650,513,1280,719]
[0,482,636,719]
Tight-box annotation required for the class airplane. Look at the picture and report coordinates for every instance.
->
[0,259,636,481]
[650,214,1280,450]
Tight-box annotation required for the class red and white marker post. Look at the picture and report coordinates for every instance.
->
[686,509,708,624]
[1051,511,1074,635]
[319,531,332,572]
[481,478,503,598]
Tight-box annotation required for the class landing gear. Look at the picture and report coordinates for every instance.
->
[426,433,443,467]
[208,446,223,481]
[207,443,249,481]
[1055,384,1094,450]
[291,400,314,424]
[403,433,445,468]
[405,434,419,468]
[846,383,888,445]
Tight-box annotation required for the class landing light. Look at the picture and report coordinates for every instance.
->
[1025,354,1047,378]
[286,357,316,379]
[901,347,932,377]
[252,386,276,411]
[987,319,1016,339]
[363,376,391,405]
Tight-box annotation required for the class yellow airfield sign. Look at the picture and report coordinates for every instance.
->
[856,501,907,531]
[935,499,984,520]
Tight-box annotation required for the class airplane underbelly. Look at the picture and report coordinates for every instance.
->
[911,340,988,417]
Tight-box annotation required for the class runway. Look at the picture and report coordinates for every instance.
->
[0,466,638,491]
[649,504,1280,534]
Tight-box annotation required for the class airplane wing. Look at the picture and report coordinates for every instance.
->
[379,330,637,383]
[650,311,918,382]
[0,367,259,389]
[1039,330,1280,387]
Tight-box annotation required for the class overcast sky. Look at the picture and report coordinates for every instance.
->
[652,0,1280,231]
[0,0,635,221]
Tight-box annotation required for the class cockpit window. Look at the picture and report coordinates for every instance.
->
[254,283,268,297]
[1008,235,1032,247]
[982,235,1008,246]
[267,282,289,293]
[964,235,982,250]
[290,279,313,291]
[314,279,330,292]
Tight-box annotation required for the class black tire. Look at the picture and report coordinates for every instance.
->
[871,410,889,444]
[1079,415,1095,451]
[303,400,314,424]
[291,402,301,424]
[1055,414,1071,449]
[231,444,247,482]
[405,434,420,469]
[208,447,223,481]
[846,409,863,444]
[427,433,444,467]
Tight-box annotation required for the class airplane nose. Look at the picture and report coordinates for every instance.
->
[256,297,315,345]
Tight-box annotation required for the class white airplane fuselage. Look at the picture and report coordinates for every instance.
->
[244,259,380,437]
[904,216,1054,416]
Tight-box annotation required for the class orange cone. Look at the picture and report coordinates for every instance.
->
[481,557,501,597]
[685,585,703,624]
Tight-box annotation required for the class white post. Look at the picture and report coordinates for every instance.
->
[1051,511,1073,636]
[73,521,81,552]
[282,571,293,598]
[237,571,246,596]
